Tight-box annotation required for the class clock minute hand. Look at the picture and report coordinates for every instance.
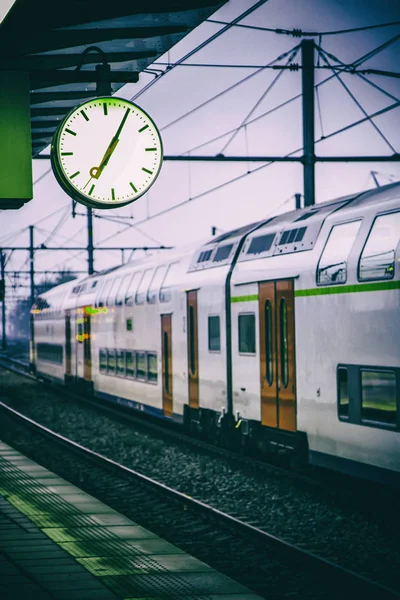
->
[89,107,130,179]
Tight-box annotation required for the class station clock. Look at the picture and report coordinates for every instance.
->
[51,97,163,209]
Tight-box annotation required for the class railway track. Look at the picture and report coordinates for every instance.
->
[0,398,399,600]
[1,354,400,597]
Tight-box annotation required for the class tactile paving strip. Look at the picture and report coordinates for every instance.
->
[0,448,262,600]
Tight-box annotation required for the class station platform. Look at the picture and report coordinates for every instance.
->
[0,441,263,600]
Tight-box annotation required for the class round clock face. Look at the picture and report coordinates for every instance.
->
[51,97,163,209]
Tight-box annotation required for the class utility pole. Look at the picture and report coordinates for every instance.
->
[301,39,315,207]
[29,225,35,308]
[295,193,302,209]
[87,207,94,275]
[1,250,6,350]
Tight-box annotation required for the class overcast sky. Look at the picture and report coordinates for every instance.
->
[1,0,400,303]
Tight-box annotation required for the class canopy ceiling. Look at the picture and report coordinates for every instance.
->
[0,0,227,157]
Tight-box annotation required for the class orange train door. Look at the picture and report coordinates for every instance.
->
[83,309,92,381]
[161,314,173,417]
[258,280,296,432]
[187,291,199,409]
[65,313,72,377]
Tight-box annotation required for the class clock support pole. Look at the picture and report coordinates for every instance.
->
[87,208,94,275]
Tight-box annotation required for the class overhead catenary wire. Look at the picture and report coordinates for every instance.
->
[317,48,398,154]
[219,45,300,154]
[129,0,271,104]
[160,44,300,132]
[206,18,400,37]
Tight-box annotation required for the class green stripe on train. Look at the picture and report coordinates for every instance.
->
[231,294,259,302]
[295,280,400,297]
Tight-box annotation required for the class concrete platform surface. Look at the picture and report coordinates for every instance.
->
[0,440,264,600]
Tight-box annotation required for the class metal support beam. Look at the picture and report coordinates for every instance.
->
[29,226,35,308]
[33,153,400,162]
[301,39,315,207]
[0,50,157,71]
[1,250,6,350]
[87,208,94,275]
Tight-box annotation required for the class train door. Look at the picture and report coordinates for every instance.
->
[83,310,91,381]
[187,291,199,409]
[161,314,173,417]
[258,280,296,432]
[65,312,72,378]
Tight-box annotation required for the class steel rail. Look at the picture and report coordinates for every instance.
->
[0,396,399,599]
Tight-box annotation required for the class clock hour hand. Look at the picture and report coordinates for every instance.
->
[89,107,130,180]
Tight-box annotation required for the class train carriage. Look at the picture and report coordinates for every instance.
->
[31,182,400,484]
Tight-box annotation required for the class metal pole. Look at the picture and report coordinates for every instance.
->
[295,193,302,209]
[301,39,315,207]
[1,250,6,350]
[29,225,35,308]
[87,207,94,275]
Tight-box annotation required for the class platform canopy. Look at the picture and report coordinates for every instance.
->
[0,0,226,157]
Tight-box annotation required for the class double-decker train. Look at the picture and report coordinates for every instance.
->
[31,182,400,485]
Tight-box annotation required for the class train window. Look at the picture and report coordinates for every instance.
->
[147,353,158,383]
[337,367,349,419]
[279,299,289,388]
[136,352,146,380]
[197,249,212,263]
[107,277,121,306]
[125,272,141,306]
[265,301,273,385]
[317,220,361,285]
[213,244,233,262]
[98,279,113,307]
[160,262,179,302]
[189,305,196,374]
[208,316,220,352]
[147,265,167,303]
[37,343,63,365]
[107,349,116,374]
[361,370,396,427]
[117,350,125,376]
[163,332,170,393]
[238,314,256,354]
[99,349,107,372]
[358,211,400,281]
[247,233,275,255]
[135,269,153,305]
[125,351,135,378]
[116,274,131,305]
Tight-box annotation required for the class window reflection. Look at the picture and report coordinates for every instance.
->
[317,221,361,285]
[361,370,396,426]
[359,212,400,281]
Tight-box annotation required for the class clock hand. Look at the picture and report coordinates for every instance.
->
[89,107,130,179]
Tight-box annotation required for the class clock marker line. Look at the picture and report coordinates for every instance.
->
[130,182,138,193]
[80,110,89,121]
[89,184,95,195]
[138,124,148,133]
[142,167,153,175]
[61,152,73,156]
[65,128,77,136]
[111,188,115,200]
[70,171,80,179]
[145,148,157,151]
[103,103,108,116]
